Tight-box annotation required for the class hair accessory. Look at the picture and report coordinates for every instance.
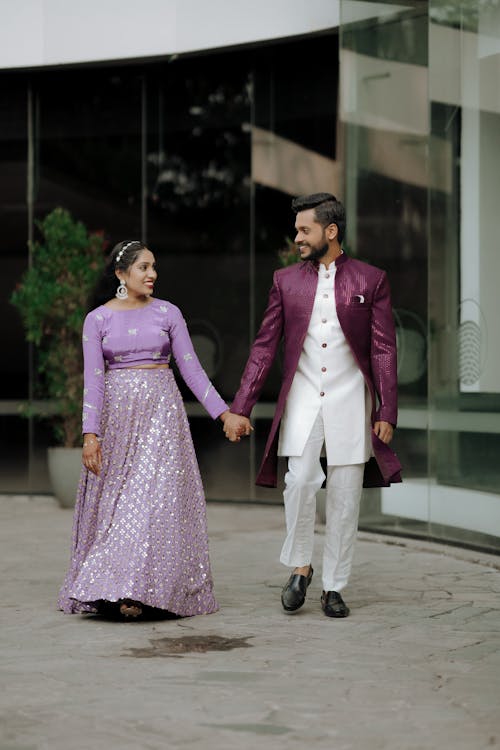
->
[115,241,136,265]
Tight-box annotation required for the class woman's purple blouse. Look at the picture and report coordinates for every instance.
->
[82,298,228,435]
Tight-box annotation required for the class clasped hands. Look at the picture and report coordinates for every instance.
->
[220,411,253,442]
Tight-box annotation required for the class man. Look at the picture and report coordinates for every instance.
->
[224,193,401,618]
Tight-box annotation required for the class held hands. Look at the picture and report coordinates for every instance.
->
[220,410,253,442]
[82,433,102,476]
[373,421,394,444]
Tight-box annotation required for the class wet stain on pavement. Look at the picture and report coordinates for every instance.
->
[203,723,291,735]
[123,634,253,658]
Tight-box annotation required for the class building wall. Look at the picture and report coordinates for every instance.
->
[1,1,499,552]
[0,30,340,504]
[0,0,339,68]
[340,0,500,551]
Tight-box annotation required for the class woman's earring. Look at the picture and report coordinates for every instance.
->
[116,279,128,300]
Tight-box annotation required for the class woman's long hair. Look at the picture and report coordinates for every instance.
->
[87,240,148,311]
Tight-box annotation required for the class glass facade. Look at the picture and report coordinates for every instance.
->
[340,0,500,552]
[0,35,338,505]
[1,10,499,551]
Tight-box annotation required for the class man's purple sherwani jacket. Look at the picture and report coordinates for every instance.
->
[231,253,402,488]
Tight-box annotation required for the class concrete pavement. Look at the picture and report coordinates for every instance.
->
[1,494,499,750]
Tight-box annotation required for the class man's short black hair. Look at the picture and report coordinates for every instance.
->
[292,193,346,244]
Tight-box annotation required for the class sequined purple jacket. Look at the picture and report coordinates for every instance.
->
[231,254,402,488]
[82,298,228,435]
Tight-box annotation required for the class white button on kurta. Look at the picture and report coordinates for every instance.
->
[278,262,372,465]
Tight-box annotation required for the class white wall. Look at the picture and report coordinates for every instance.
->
[0,0,339,69]
[382,480,500,538]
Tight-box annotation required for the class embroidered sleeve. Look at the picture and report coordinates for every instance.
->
[370,271,398,426]
[168,305,228,419]
[231,271,284,417]
[82,311,105,436]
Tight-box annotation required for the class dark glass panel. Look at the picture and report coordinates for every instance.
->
[146,50,251,405]
[0,75,29,398]
[34,67,142,244]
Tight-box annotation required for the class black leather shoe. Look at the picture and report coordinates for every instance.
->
[321,590,350,618]
[281,566,314,612]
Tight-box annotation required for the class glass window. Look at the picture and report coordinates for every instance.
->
[23,68,144,490]
[34,67,142,240]
[146,51,251,402]
[146,50,253,499]
[340,0,430,533]
[341,0,500,551]
[428,0,500,549]
[0,76,31,492]
[0,75,29,399]
[1,7,497,549]
[251,33,339,502]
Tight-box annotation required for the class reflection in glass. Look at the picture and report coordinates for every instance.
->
[340,0,500,551]
[35,68,142,241]
[1,11,498,550]
[429,0,500,547]
[340,0,431,538]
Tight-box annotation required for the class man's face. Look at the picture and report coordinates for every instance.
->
[294,209,328,262]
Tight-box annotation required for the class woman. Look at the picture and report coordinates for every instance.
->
[58,240,229,620]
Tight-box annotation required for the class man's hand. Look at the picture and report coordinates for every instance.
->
[221,411,253,442]
[373,421,394,444]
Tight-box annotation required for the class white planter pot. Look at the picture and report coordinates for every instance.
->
[47,447,83,508]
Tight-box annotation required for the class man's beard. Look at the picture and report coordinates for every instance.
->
[303,241,329,262]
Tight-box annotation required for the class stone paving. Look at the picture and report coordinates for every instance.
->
[1,495,499,750]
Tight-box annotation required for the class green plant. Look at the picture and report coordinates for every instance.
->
[11,208,105,448]
[278,236,300,267]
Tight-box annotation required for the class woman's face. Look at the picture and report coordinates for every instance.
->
[118,249,157,298]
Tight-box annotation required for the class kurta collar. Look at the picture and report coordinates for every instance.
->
[301,251,348,274]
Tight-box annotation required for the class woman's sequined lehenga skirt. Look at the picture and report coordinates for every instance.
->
[58,368,218,616]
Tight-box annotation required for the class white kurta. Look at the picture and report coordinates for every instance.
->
[278,261,372,465]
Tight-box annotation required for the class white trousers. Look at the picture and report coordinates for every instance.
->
[280,411,364,592]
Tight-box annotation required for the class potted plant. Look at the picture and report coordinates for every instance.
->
[11,208,105,507]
